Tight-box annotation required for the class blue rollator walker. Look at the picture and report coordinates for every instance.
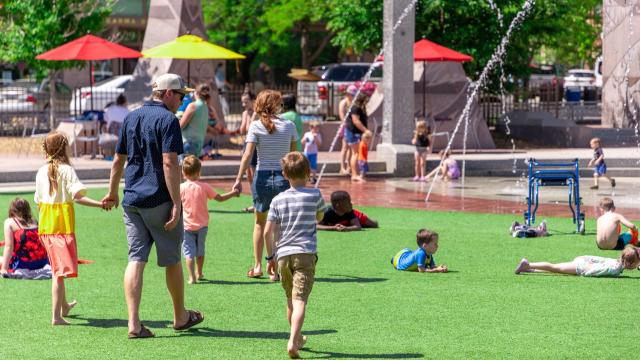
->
[524,158,586,234]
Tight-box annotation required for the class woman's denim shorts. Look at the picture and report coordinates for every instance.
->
[344,128,362,145]
[251,170,290,212]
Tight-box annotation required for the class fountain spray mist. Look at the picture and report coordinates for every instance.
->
[314,0,419,188]
[426,0,537,203]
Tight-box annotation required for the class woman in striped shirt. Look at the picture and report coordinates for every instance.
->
[233,90,298,279]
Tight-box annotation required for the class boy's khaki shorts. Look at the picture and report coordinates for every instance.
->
[278,253,317,301]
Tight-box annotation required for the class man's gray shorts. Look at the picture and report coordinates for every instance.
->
[123,202,182,267]
[182,226,208,259]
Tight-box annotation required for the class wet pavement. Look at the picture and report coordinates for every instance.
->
[205,176,640,220]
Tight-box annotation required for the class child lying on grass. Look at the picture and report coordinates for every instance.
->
[515,246,640,277]
[317,190,378,231]
[391,229,447,273]
[509,220,548,238]
[596,197,638,250]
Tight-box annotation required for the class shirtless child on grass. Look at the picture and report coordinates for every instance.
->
[596,197,638,250]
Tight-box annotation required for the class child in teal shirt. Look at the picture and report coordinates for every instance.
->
[391,229,448,273]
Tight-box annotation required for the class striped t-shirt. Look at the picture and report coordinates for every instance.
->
[246,118,297,171]
[267,187,326,258]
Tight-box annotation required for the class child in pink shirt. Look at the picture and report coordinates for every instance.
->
[181,155,239,284]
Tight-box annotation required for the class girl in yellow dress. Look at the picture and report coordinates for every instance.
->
[35,132,103,325]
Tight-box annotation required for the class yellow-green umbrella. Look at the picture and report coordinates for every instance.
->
[142,34,245,84]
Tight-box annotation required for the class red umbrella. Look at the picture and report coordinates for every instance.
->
[36,34,142,112]
[378,39,473,118]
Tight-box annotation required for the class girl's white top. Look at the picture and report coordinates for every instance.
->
[34,164,87,204]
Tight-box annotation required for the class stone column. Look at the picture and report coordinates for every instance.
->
[377,0,415,176]
[125,0,224,121]
[602,0,640,128]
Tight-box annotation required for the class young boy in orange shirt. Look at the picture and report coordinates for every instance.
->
[356,131,372,181]
[181,155,239,284]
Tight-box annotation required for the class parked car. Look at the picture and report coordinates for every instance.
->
[528,64,563,89]
[297,62,382,118]
[594,56,603,87]
[0,78,72,115]
[69,75,132,114]
[563,69,596,89]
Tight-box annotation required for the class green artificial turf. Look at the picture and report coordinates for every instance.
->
[1,188,638,359]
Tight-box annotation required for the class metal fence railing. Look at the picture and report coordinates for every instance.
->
[480,85,602,127]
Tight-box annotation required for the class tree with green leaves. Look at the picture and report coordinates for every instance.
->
[0,0,111,127]
[203,0,337,84]
[327,0,602,88]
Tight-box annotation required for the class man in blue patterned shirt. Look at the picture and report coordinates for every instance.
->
[103,73,203,338]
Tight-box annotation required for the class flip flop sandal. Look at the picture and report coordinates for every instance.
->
[173,310,204,331]
[128,324,155,339]
[247,268,263,278]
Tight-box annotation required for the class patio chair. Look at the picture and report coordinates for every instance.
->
[72,118,100,159]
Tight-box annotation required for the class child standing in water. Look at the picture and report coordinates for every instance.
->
[35,132,104,325]
[411,120,432,182]
[356,131,372,181]
[588,137,615,190]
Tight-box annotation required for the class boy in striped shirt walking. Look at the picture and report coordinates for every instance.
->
[265,152,326,358]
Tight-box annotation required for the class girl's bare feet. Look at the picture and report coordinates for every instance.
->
[196,274,204,281]
[52,318,70,326]
[62,300,77,317]
[188,278,197,285]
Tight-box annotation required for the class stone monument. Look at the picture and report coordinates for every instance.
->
[377,0,416,176]
[602,0,640,128]
[125,0,224,121]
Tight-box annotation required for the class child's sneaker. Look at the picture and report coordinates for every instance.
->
[539,220,547,233]
[611,178,616,188]
[509,221,520,233]
[412,176,420,182]
[590,185,598,190]
[419,176,427,182]
[515,258,531,274]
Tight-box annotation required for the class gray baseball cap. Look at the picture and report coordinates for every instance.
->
[152,73,194,94]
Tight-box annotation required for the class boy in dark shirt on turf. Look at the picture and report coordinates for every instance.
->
[317,190,378,231]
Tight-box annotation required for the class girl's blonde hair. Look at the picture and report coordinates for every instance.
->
[42,132,70,195]
[254,90,282,134]
[620,246,640,269]
[438,149,451,159]
[415,120,429,135]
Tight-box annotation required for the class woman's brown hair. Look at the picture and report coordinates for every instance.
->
[254,90,282,134]
[196,83,211,101]
[353,92,369,111]
[8,197,34,226]
[42,132,70,195]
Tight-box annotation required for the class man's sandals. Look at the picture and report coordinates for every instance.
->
[128,324,155,339]
[173,310,205,331]
[128,310,204,339]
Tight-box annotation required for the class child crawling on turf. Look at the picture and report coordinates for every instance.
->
[596,197,638,250]
[515,245,640,277]
[317,190,378,231]
[391,229,448,273]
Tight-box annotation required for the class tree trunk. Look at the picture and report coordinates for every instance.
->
[48,70,57,130]
[301,25,309,68]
